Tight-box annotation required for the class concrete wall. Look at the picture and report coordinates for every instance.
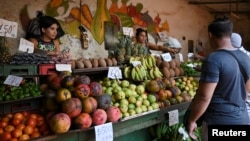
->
[3,0,243,61]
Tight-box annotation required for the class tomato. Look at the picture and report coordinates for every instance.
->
[0,128,4,134]
[0,121,8,128]
[36,115,45,121]
[4,125,15,132]
[11,118,21,126]
[36,120,44,127]
[19,134,30,141]
[16,124,25,131]
[0,132,12,141]
[30,131,41,139]
[29,114,38,120]
[13,113,24,120]
[26,118,37,127]
[11,128,22,138]
[21,111,30,118]
[9,138,18,141]
[1,117,10,122]
[5,113,13,119]
[23,126,34,135]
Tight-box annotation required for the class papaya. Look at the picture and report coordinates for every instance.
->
[91,0,111,45]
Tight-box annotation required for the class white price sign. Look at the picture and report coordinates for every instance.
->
[131,61,141,67]
[122,27,133,36]
[168,109,179,126]
[108,67,122,79]
[4,75,23,86]
[95,122,113,141]
[18,38,34,53]
[55,64,72,72]
[161,53,172,62]
[179,53,184,62]
[0,18,18,38]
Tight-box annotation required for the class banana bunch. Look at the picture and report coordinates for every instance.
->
[130,65,148,81]
[148,67,163,80]
[123,66,132,79]
[129,56,142,64]
[141,54,157,70]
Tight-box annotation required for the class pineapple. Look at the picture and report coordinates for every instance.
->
[0,37,11,64]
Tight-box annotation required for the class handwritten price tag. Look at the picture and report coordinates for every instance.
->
[131,61,141,67]
[95,122,113,141]
[4,75,23,86]
[168,109,179,126]
[18,38,34,53]
[0,18,18,38]
[122,27,133,37]
[161,53,172,62]
[108,67,122,79]
[55,64,72,73]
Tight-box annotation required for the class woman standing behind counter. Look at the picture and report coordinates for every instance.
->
[28,16,64,56]
[134,28,178,54]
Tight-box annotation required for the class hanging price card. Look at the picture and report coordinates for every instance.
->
[107,67,122,79]
[131,61,141,67]
[168,109,179,126]
[161,53,172,62]
[4,75,23,86]
[95,122,113,141]
[0,18,18,38]
[122,27,133,37]
[55,64,72,72]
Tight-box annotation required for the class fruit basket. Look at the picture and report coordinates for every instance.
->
[39,64,56,75]
[2,64,38,76]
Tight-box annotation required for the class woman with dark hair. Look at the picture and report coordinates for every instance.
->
[28,15,64,56]
[134,28,177,54]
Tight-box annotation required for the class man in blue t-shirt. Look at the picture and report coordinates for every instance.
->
[187,17,250,141]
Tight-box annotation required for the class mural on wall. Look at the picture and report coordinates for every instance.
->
[19,0,170,59]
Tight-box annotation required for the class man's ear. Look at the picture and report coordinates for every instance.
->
[208,32,212,38]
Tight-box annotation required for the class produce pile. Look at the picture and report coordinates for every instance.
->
[9,53,51,65]
[72,57,118,69]
[0,111,50,141]
[0,79,41,102]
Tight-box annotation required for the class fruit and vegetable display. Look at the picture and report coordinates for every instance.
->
[180,61,202,77]
[0,79,42,102]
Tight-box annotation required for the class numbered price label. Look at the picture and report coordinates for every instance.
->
[168,109,179,126]
[4,75,23,86]
[161,53,172,62]
[122,27,133,36]
[0,18,18,38]
[107,67,122,79]
[131,61,141,67]
[95,122,113,141]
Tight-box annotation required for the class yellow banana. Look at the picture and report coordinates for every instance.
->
[123,66,131,79]
[150,55,157,67]
[153,67,163,78]
[149,69,155,80]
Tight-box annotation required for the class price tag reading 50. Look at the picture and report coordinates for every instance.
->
[95,122,113,141]
[108,67,122,79]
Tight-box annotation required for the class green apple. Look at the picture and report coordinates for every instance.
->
[128,96,137,104]
[105,87,113,95]
[128,103,136,109]
[135,100,142,107]
[147,105,153,111]
[128,84,137,91]
[119,103,128,113]
[132,91,138,96]
[135,85,145,94]
[123,112,130,118]
[128,109,136,116]
[135,107,143,114]
[151,103,160,110]
[121,80,130,88]
[141,105,148,112]
[103,80,111,87]
[114,102,120,107]
[136,95,143,102]
[115,90,126,100]
[141,93,148,100]
[120,98,129,105]
[142,99,150,106]
[147,94,157,103]
[124,89,133,97]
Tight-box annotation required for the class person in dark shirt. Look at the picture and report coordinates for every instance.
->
[187,17,250,141]
[28,16,63,56]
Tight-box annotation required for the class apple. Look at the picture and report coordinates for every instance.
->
[114,90,126,100]
[135,101,142,107]
[128,103,136,109]
[135,107,143,114]
[135,85,145,94]
[128,109,136,116]
[136,95,143,102]
[141,93,148,100]
[128,84,137,91]
[147,94,157,103]
[120,99,129,105]
[147,105,153,111]
[128,96,137,104]
[142,99,150,106]
[119,103,128,113]
[121,80,130,88]
[124,89,133,97]
[141,105,148,112]
[151,103,160,110]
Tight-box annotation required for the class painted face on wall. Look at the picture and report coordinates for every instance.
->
[42,23,58,40]
[137,31,147,44]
